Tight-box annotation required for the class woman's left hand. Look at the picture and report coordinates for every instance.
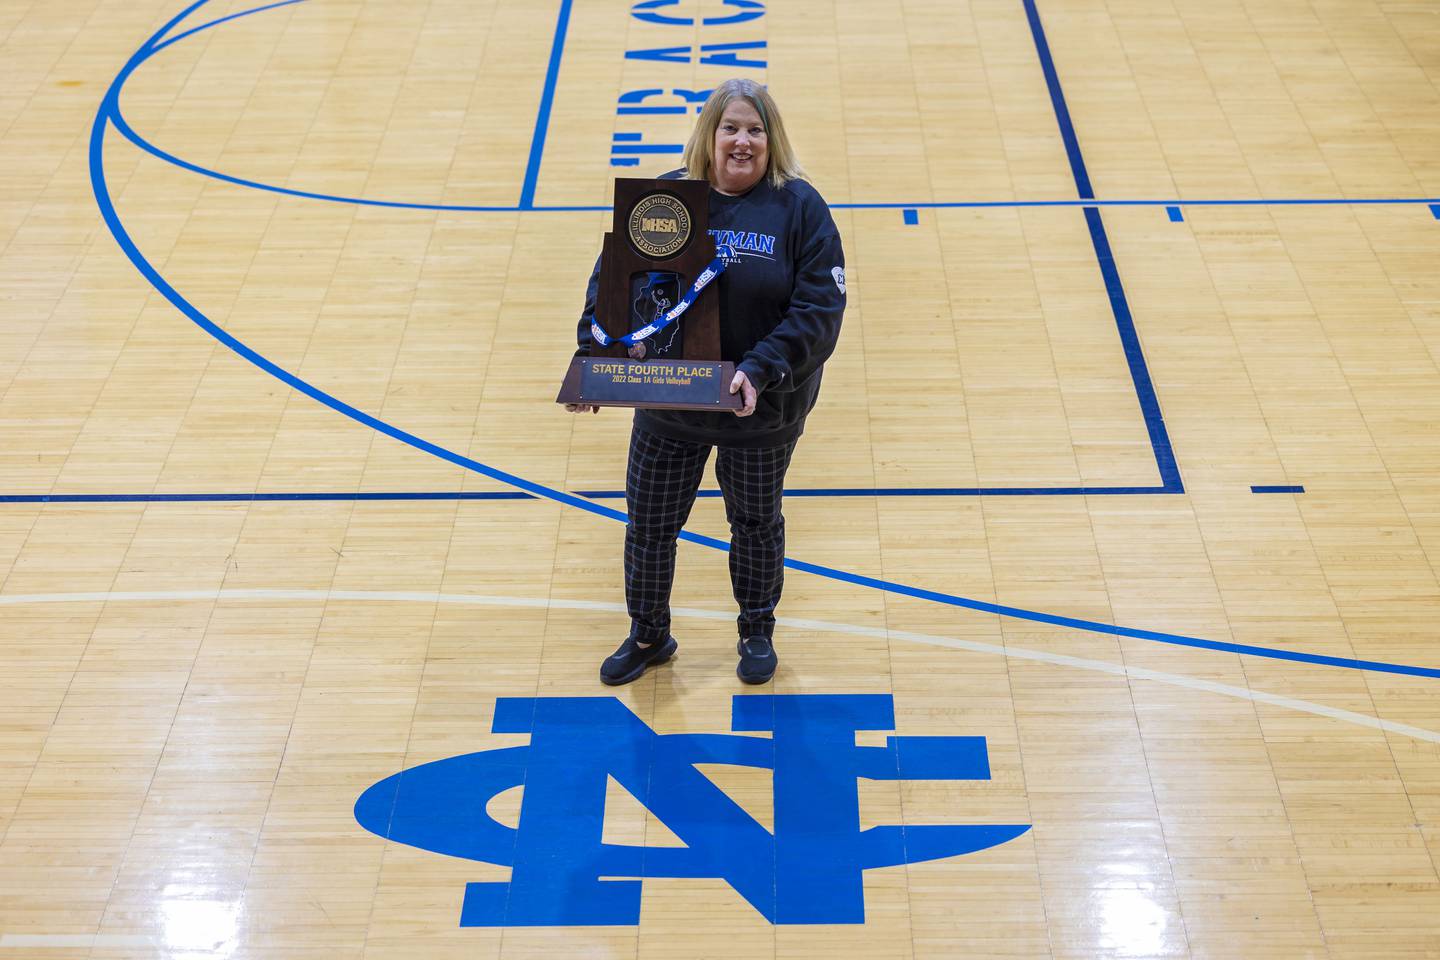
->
[729,370,757,417]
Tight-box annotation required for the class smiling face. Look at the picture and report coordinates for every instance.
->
[710,99,769,195]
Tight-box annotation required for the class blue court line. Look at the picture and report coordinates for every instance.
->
[518,0,573,210]
[0,486,1177,504]
[1166,205,1183,222]
[1083,206,1182,490]
[902,208,919,225]
[827,198,1440,209]
[109,100,1440,215]
[86,0,1440,682]
[109,108,524,212]
[0,492,538,504]
[579,486,1172,498]
[1022,0,1093,200]
[1251,485,1305,494]
[1022,0,1181,492]
[148,0,307,53]
[1431,204,1440,220]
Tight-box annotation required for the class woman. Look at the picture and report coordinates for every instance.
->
[567,78,846,685]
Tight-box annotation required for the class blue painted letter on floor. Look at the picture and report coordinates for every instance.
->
[354,694,1029,926]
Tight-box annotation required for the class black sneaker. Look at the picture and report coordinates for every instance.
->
[600,635,677,686]
[736,636,777,684]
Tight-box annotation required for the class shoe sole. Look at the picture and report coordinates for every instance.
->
[736,665,774,684]
[600,638,677,686]
[735,640,776,685]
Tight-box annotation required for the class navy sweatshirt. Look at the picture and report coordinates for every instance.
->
[575,173,846,448]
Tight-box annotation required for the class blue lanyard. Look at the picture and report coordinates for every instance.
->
[590,254,728,348]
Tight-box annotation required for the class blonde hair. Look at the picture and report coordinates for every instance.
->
[683,79,806,189]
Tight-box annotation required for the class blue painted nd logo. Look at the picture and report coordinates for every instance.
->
[354,694,1029,926]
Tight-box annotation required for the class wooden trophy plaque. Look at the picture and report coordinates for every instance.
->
[556,177,743,411]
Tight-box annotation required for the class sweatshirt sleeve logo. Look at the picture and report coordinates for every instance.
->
[831,266,846,294]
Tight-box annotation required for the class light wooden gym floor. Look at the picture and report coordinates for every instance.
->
[2,0,1440,956]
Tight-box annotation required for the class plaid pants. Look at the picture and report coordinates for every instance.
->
[624,425,797,643]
